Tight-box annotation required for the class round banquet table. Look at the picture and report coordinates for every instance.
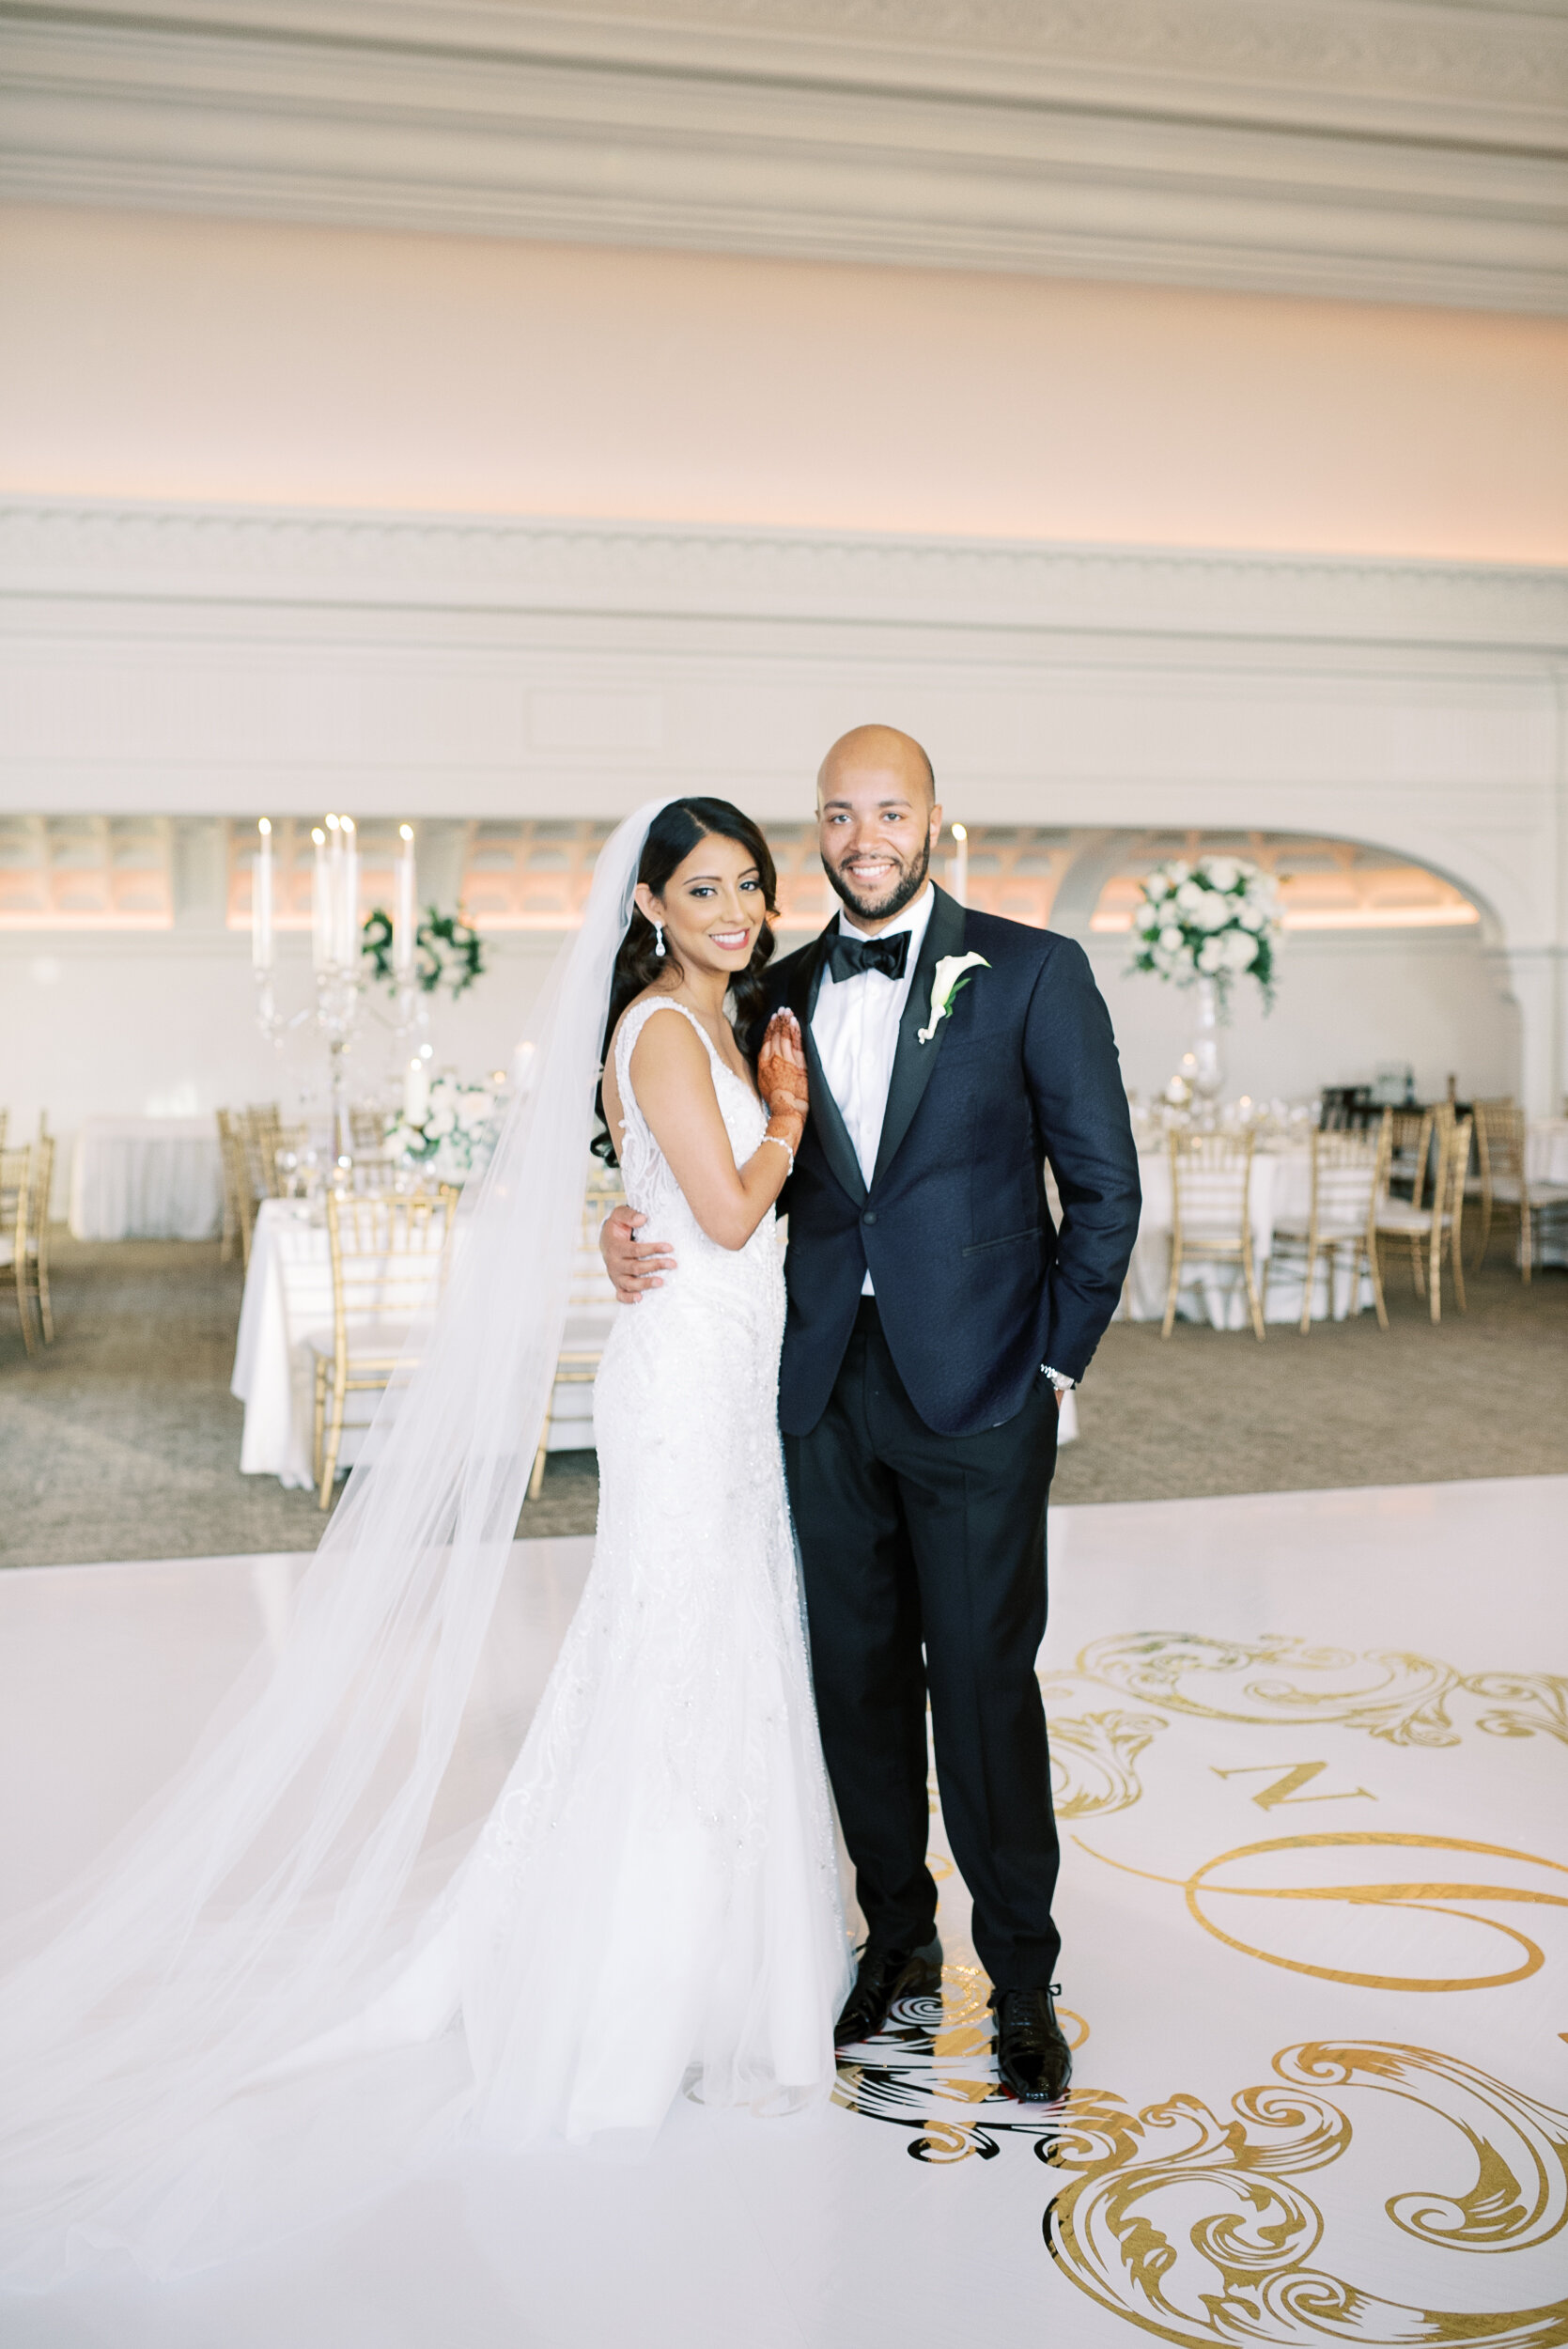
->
[1119,1141,1374,1330]
[69,1114,224,1242]
[233,1198,611,1491]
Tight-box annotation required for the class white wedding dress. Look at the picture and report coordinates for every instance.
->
[450,998,850,2143]
[0,810,849,2287]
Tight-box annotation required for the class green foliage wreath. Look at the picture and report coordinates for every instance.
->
[360,905,486,1000]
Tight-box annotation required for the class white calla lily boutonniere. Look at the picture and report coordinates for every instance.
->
[918,951,989,1044]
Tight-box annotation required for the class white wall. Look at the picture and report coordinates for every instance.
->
[6,930,560,1219]
[4,206,1568,562]
[1087,930,1519,1110]
[4,499,1562,1111]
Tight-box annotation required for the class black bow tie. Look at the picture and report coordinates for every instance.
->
[827,929,910,984]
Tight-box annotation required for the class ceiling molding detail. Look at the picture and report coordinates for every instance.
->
[2,1,1565,312]
[5,495,1568,650]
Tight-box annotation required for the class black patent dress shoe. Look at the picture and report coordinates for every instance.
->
[833,1935,943,2047]
[989,1985,1072,2102]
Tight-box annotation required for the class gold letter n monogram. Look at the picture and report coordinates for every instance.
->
[1211,1761,1375,1811]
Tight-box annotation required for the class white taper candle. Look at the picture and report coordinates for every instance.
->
[340,816,359,972]
[252,818,274,972]
[395,824,416,978]
[311,827,330,972]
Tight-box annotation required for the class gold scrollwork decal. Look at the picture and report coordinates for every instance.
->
[1045,2041,1568,2347]
[1032,1637,1564,1824]
[1075,1634,1568,1752]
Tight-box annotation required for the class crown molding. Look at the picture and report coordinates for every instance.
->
[4,495,1566,653]
[3,2,1565,312]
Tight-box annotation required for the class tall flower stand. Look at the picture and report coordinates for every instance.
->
[1190,976,1225,1126]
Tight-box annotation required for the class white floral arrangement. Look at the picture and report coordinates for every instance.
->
[383,1077,504,1181]
[1130,857,1281,1006]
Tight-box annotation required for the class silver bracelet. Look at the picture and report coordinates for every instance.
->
[760,1131,796,1174]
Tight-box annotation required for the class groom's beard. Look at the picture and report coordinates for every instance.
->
[823,831,932,927]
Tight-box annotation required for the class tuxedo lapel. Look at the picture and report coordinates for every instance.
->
[872,884,967,1189]
[788,924,867,1208]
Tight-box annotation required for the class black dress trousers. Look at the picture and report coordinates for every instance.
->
[784,1299,1062,1992]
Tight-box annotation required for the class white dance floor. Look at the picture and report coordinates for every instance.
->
[3,1478,1564,2348]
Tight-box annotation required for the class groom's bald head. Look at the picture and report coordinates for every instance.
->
[815,723,943,931]
[817,724,936,807]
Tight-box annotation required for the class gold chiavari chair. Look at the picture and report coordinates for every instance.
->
[349,1107,388,1153]
[0,1145,40,1357]
[1386,1106,1436,1207]
[312,1184,460,1508]
[215,1110,256,1265]
[1468,1097,1568,1283]
[529,1161,626,1500]
[1467,1097,1508,1268]
[1374,1108,1471,1323]
[1162,1130,1265,1343]
[23,1128,55,1342]
[1265,1112,1390,1334]
[244,1104,287,1202]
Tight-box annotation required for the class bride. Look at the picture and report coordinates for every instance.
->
[0,797,851,2288]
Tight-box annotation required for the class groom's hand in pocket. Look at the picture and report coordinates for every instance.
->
[601,1204,675,1302]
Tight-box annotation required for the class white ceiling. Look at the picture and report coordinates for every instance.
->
[3,0,1564,311]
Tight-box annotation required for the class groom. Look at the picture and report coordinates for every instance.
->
[604,727,1140,2099]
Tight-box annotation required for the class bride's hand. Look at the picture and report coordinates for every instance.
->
[758,1010,809,1138]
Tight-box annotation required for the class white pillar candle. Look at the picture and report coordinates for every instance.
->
[340,816,360,971]
[951,823,969,908]
[395,824,416,977]
[403,1056,429,1126]
[311,827,331,972]
[252,818,274,972]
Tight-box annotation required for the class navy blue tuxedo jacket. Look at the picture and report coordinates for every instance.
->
[759,886,1141,1439]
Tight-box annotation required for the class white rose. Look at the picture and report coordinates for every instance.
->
[1145,874,1171,901]
[1196,893,1229,930]
[427,1107,457,1139]
[1175,880,1203,914]
[1197,938,1224,973]
[1136,900,1161,934]
[1203,856,1240,892]
[1238,904,1264,932]
[1159,925,1184,953]
[1166,861,1191,886]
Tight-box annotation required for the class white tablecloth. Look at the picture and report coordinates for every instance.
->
[233,1198,611,1490]
[1527,1119,1568,1182]
[1527,1119,1568,1267]
[69,1115,223,1241]
[1121,1143,1374,1330]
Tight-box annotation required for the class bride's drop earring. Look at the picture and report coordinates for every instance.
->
[654,922,666,958]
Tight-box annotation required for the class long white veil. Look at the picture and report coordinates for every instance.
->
[0,801,671,2288]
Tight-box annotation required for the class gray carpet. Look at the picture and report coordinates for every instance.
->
[2,1236,1563,1569]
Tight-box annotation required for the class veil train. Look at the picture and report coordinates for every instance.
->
[0,801,672,2287]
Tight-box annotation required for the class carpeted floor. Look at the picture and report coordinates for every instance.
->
[2,1234,1564,1568]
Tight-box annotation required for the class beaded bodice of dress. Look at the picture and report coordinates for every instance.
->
[612,997,779,1283]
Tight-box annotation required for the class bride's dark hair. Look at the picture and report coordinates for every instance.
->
[593,797,780,1165]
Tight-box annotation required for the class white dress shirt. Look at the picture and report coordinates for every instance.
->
[811,885,935,1295]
